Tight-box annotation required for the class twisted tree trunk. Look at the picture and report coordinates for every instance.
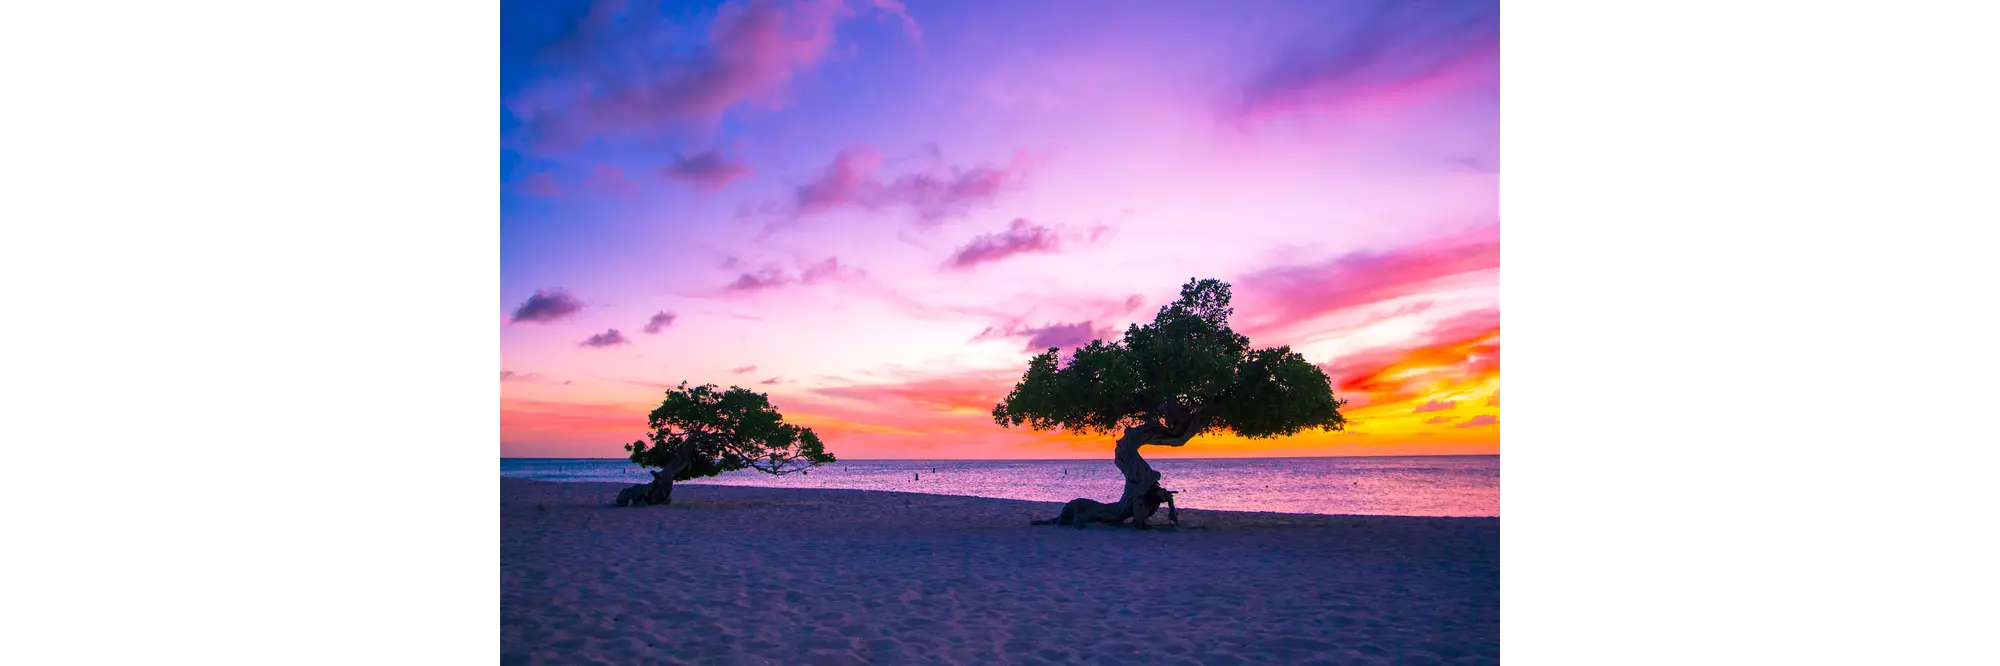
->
[647,454,689,506]
[616,448,690,507]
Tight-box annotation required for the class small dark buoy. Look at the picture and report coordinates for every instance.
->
[914,472,920,481]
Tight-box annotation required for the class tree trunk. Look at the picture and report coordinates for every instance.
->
[1112,405,1206,527]
[648,455,688,506]
[1114,427,1165,526]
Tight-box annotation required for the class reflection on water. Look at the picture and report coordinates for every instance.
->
[502,456,1497,517]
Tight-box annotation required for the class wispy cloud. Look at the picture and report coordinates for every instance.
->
[868,0,923,44]
[509,0,873,148]
[580,329,630,348]
[501,370,546,382]
[661,150,753,192]
[1423,416,1452,424]
[722,256,864,293]
[965,292,1146,352]
[512,289,584,323]
[1319,308,1498,416]
[1455,414,1497,428]
[732,365,759,374]
[1238,225,1496,339]
[944,218,1062,270]
[759,144,1029,230]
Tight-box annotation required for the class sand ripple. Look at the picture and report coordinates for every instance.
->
[502,479,1498,665]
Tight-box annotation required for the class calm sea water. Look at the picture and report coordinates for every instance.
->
[501,456,1497,517]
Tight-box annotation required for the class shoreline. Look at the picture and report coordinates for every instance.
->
[501,453,1501,462]
[503,478,1498,664]
[512,478,1502,521]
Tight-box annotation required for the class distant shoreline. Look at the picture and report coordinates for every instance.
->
[499,453,1502,462]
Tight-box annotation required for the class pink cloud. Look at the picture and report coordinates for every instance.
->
[1422,416,1452,425]
[1455,415,1498,428]
[1412,400,1456,413]
[1235,0,1498,121]
[1238,225,1497,338]
[661,150,753,192]
[944,218,1061,270]
[732,365,759,374]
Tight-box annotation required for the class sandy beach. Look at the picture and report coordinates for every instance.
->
[502,478,1498,665]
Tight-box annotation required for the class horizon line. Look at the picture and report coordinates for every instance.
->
[501,453,1500,462]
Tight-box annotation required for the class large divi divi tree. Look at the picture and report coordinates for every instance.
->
[993,278,1347,527]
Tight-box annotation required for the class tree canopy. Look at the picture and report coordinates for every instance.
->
[625,382,835,481]
[992,278,1346,440]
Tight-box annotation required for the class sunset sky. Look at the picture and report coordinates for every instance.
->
[500,0,1498,459]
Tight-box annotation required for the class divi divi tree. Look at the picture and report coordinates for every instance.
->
[993,279,1347,526]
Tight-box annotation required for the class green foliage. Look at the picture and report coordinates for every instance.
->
[624,382,835,481]
[993,278,1346,440]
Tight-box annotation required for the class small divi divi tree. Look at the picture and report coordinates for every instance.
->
[994,278,1347,527]
[619,382,834,506]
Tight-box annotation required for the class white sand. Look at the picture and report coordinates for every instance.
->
[502,478,1498,665]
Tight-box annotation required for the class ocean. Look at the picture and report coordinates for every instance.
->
[501,455,1497,517]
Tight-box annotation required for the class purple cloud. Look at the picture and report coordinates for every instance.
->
[1022,322,1107,351]
[580,329,629,348]
[1412,400,1456,413]
[945,218,1061,270]
[510,0,877,148]
[661,150,753,192]
[1456,415,1498,428]
[511,289,584,323]
[761,376,782,385]
[726,267,793,292]
[501,370,546,382]
[732,365,759,374]
[1236,0,1499,119]
[642,311,678,334]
